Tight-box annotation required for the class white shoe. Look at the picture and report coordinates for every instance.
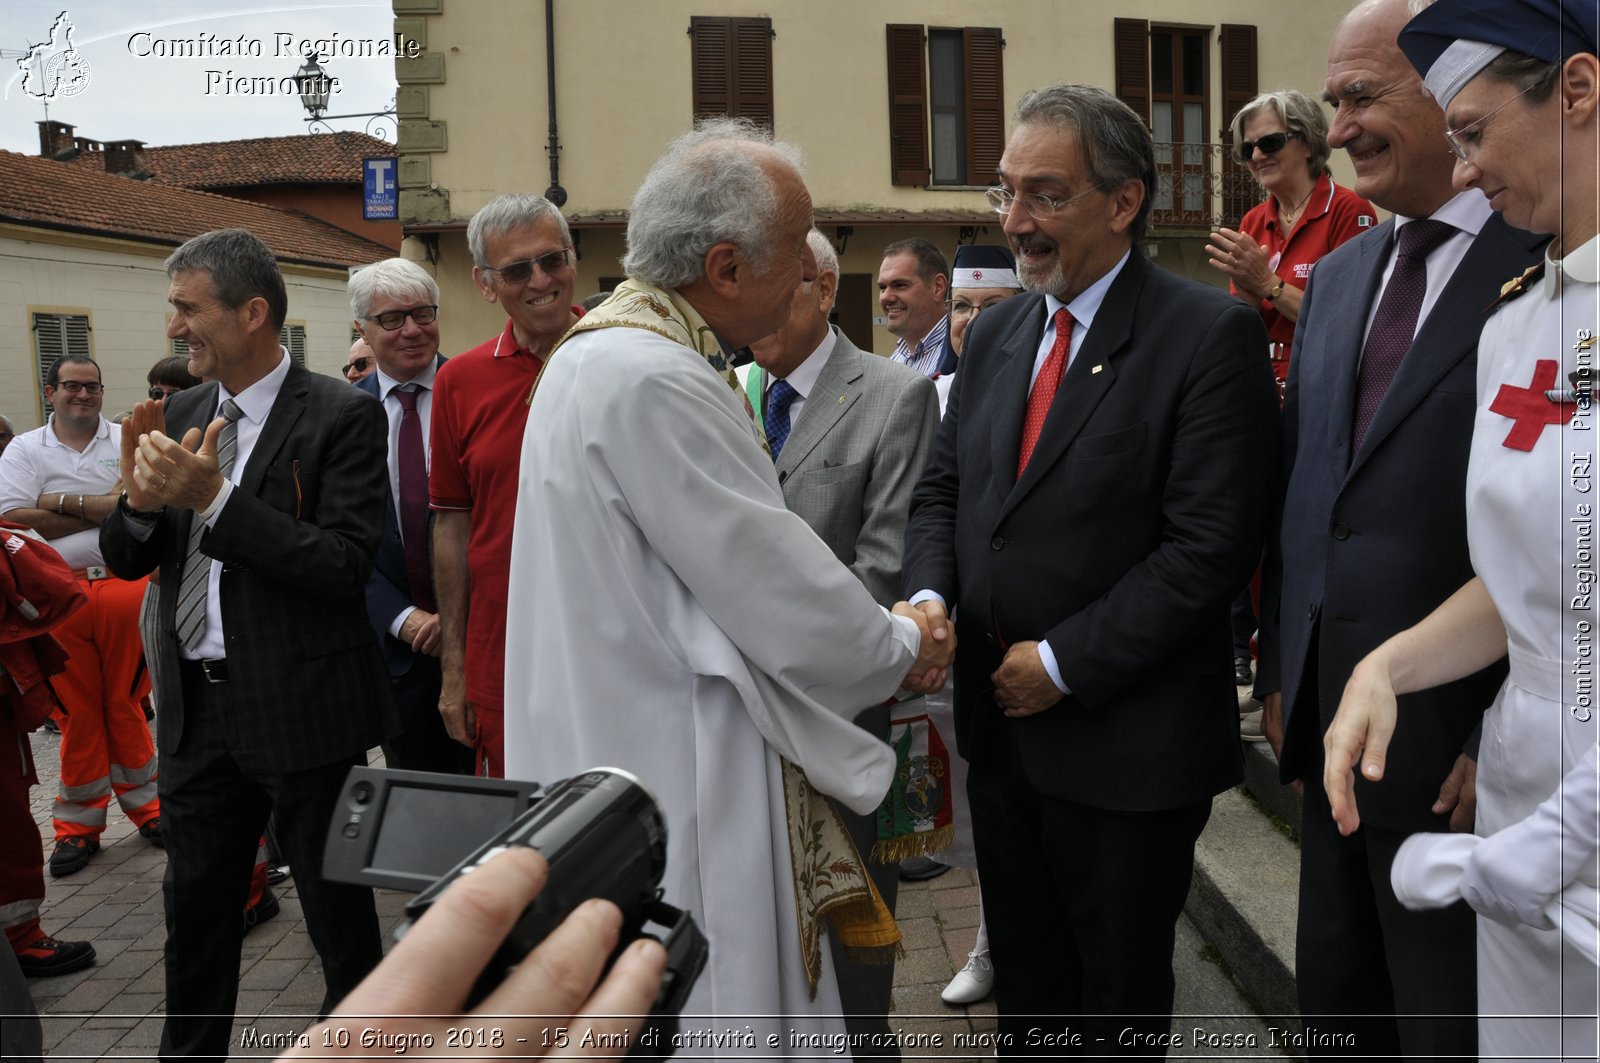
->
[1239,708,1269,743]
[941,949,994,1005]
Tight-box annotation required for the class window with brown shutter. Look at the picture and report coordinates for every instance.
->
[689,16,773,130]
[886,24,929,186]
[887,24,1004,187]
[1219,24,1261,227]
[1113,21,1258,230]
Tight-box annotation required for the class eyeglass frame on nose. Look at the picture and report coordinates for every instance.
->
[1443,82,1537,163]
[984,184,1104,221]
[950,296,1012,318]
[363,305,439,331]
[341,356,374,378]
[1234,130,1299,163]
[51,380,104,395]
[148,386,183,401]
[483,247,573,285]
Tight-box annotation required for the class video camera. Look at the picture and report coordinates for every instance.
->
[323,766,708,1056]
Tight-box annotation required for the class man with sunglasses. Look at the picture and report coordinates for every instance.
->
[429,193,582,778]
[1253,0,1547,1053]
[349,258,471,776]
[342,338,376,384]
[0,354,161,882]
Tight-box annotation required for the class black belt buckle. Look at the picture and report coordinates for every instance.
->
[200,658,229,684]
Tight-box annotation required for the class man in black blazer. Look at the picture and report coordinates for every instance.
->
[903,85,1279,1051]
[1254,0,1547,1054]
[350,258,471,775]
[101,229,396,1061]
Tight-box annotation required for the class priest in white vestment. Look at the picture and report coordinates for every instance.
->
[504,120,952,1055]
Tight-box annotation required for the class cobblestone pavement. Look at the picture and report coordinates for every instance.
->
[21,725,1265,1060]
[20,727,1006,1060]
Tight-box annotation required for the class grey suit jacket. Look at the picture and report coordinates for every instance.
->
[772,327,939,608]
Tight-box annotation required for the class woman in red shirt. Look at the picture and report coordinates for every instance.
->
[1207,89,1378,394]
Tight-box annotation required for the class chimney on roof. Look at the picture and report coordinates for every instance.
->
[37,120,77,160]
[104,140,149,179]
[73,135,102,155]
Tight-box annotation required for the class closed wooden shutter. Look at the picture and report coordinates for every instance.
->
[280,324,307,367]
[690,17,732,121]
[733,18,773,129]
[1113,19,1151,125]
[963,27,1004,186]
[690,16,773,130]
[886,24,929,186]
[1219,24,1261,226]
[34,312,91,419]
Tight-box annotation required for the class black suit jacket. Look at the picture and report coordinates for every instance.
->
[100,361,397,774]
[1257,213,1546,830]
[903,251,1281,812]
[356,357,445,677]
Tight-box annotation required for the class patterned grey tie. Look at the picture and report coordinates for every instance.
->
[175,399,242,653]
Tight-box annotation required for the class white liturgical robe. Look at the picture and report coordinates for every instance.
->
[505,320,918,1051]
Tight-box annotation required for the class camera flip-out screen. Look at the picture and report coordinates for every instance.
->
[324,767,542,893]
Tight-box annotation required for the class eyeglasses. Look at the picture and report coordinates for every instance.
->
[1234,131,1299,163]
[342,357,373,379]
[365,305,439,331]
[483,247,573,285]
[52,380,104,395]
[1444,83,1536,163]
[951,296,1012,318]
[985,185,1103,221]
[148,386,182,401]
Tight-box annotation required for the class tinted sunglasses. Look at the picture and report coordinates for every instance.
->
[484,247,572,285]
[1235,131,1298,163]
[342,357,373,378]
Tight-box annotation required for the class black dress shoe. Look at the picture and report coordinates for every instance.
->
[1233,656,1254,686]
[899,856,951,882]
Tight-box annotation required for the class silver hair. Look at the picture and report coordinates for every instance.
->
[466,194,572,268]
[1230,89,1334,177]
[806,228,838,278]
[1014,84,1155,243]
[621,117,804,289]
[165,229,287,332]
[348,258,440,321]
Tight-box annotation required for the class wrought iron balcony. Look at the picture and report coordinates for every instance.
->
[1149,141,1266,232]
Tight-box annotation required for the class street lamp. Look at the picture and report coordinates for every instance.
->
[293,54,395,137]
[294,54,330,121]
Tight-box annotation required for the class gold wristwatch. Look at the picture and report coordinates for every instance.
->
[1266,278,1286,302]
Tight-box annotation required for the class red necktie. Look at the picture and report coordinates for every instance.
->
[1017,307,1074,477]
[393,385,435,612]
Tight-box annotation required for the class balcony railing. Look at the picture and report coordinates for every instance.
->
[1150,141,1266,232]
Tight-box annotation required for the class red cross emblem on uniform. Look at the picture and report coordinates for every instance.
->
[1489,359,1578,451]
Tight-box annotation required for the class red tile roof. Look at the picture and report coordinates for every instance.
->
[0,150,393,269]
[62,131,393,189]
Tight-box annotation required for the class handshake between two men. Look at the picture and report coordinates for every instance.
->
[893,599,957,696]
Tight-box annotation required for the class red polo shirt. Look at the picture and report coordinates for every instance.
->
[1236,171,1378,378]
[429,313,579,712]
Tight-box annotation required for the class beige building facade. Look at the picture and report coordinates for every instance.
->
[0,228,358,432]
[393,0,1364,357]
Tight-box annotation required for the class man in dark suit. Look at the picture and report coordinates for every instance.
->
[1254,0,1547,1054]
[903,84,1279,1051]
[350,258,471,775]
[747,227,939,1055]
[101,228,396,1061]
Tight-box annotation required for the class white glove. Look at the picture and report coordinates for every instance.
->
[1459,746,1599,930]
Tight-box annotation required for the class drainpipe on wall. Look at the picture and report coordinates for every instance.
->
[544,0,566,207]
